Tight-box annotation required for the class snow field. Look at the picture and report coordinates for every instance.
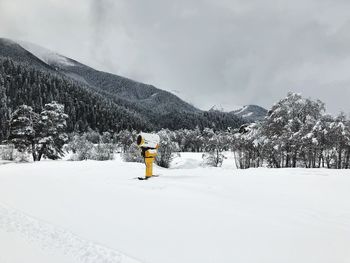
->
[0,153,350,263]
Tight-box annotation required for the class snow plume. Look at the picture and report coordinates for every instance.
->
[18,41,75,67]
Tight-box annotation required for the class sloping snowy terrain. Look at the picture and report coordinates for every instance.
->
[0,154,350,263]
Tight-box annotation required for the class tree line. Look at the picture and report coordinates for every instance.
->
[116,92,350,169]
[164,92,350,169]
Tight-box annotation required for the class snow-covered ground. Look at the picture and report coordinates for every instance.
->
[0,153,350,263]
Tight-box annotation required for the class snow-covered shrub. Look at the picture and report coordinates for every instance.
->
[202,152,225,167]
[91,144,115,161]
[122,143,143,163]
[91,132,116,160]
[66,133,116,161]
[201,128,229,167]
[0,144,30,162]
[85,130,101,144]
[14,151,31,162]
[0,144,16,161]
[156,129,179,168]
[115,130,138,153]
[66,134,93,161]
[174,127,204,152]
[101,132,112,144]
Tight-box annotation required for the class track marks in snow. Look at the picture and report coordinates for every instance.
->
[0,204,142,263]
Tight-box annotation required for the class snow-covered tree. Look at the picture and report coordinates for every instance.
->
[122,143,144,163]
[202,128,229,167]
[0,78,8,141]
[156,129,179,168]
[181,127,204,152]
[35,102,68,161]
[0,144,15,161]
[115,130,137,153]
[66,134,93,161]
[310,114,334,168]
[326,113,350,169]
[233,123,263,169]
[8,105,36,156]
[260,92,325,168]
[91,143,115,161]
[85,129,101,144]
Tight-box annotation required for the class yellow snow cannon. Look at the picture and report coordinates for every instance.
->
[136,132,160,180]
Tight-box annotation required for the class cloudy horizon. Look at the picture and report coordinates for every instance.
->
[1,0,350,114]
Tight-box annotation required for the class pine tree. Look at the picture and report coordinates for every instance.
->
[0,77,8,141]
[35,101,68,161]
[8,105,36,155]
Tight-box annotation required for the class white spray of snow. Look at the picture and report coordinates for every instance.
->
[17,41,75,67]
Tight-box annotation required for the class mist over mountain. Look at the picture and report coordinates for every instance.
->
[0,38,263,138]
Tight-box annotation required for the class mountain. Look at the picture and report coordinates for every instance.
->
[0,38,245,139]
[18,41,199,116]
[0,40,151,140]
[231,105,267,122]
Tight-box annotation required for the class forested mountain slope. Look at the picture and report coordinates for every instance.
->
[15,40,200,115]
[0,38,245,141]
[0,38,56,72]
[0,59,150,140]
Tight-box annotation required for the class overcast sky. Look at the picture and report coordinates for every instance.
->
[1,0,350,113]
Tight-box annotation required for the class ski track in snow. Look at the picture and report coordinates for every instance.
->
[0,203,142,263]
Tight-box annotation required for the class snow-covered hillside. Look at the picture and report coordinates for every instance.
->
[232,104,267,122]
[0,154,349,263]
